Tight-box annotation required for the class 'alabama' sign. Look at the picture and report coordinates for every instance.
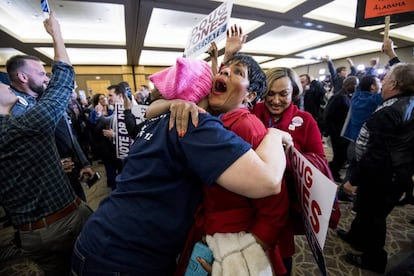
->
[184,0,233,58]
[355,0,414,27]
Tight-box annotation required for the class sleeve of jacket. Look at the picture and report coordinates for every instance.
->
[349,108,397,186]
[327,60,337,82]
[124,109,139,139]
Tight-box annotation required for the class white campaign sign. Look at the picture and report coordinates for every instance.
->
[184,0,233,58]
[130,97,148,126]
[290,148,337,276]
[114,103,133,159]
[290,147,337,247]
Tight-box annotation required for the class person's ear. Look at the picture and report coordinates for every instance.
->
[17,72,27,83]
[244,91,257,108]
[246,91,257,103]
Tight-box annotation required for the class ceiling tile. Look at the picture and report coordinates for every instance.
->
[260,58,319,69]
[296,38,384,60]
[0,0,125,45]
[303,0,356,27]
[36,47,127,65]
[139,50,184,66]
[242,26,345,55]
[211,0,307,13]
[0,48,25,65]
[144,8,263,50]
[389,24,414,42]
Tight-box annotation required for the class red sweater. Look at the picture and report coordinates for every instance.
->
[175,107,288,275]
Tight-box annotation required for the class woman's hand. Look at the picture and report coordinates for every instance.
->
[208,42,218,76]
[223,24,247,64]
[169,99,205,136]
[95,103,103,113]
[198,257,212,274]
[268,128,293,152]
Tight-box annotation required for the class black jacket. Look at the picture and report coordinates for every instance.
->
[350,94,414,189]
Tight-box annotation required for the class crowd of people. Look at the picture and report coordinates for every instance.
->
[0,12,413,276]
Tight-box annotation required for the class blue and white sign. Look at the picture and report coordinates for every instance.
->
[185,0,233,58]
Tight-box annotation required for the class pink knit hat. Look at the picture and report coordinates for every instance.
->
[149,57,212,103]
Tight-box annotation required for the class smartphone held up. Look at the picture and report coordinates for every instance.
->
[41,0,50,16]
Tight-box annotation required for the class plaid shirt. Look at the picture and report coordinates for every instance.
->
[11,90,37,116]
[0,61,76,226]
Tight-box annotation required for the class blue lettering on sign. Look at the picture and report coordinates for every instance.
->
[303,215,327,276]
[187,24,227,57]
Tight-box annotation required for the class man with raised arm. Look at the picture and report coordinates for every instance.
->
[0,12,92,275]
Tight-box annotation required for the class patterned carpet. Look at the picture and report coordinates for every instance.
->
[291,141,414,275]
[292,201,414,276]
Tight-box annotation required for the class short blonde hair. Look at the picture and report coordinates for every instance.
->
[264,67,303,102]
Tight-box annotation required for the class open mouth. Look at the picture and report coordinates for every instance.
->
[213,79,227,93]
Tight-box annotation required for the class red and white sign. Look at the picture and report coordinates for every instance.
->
[290,147,337,275]
[290,147,337,248]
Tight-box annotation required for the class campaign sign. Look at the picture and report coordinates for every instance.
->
[131,96,148,126]
[184,0,233,58]
[355,0,414,27]
[114,103,133,159]
[290,148,337,276]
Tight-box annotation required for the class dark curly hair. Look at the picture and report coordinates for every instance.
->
[225,54,266,105]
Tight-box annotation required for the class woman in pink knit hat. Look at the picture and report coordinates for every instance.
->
[71,56,291,275]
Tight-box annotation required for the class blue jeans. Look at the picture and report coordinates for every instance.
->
[71,238,122,276]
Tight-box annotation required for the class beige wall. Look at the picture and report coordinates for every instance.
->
[0,64,167,96]
[72,65,166,95]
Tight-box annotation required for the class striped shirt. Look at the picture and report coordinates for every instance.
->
[0,61,76,226]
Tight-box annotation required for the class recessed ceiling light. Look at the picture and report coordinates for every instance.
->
[304,22,313,27]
